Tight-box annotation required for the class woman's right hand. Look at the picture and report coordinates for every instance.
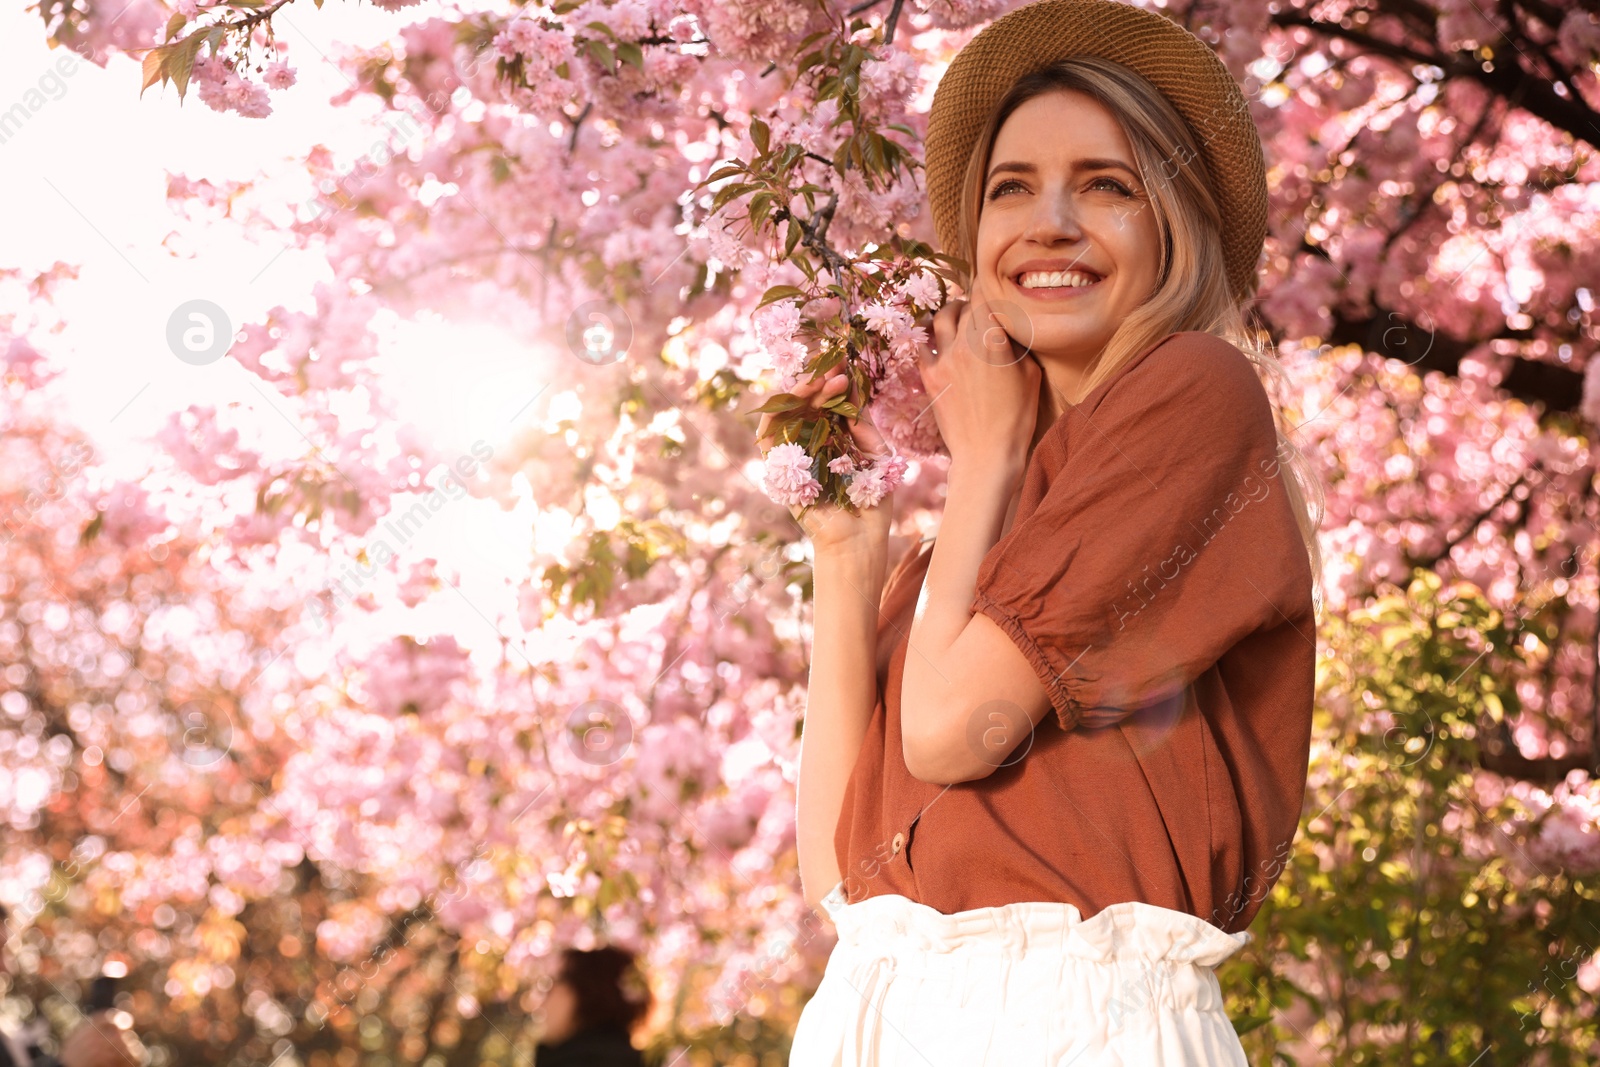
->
[755,367,896,559]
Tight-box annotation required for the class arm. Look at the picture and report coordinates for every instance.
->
[796,543,888,911]
[755,363,897,913]
[901,458,1051,784]
[917,333,1313,746]
[895,277,1051,786]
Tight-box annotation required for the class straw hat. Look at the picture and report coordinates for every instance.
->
[923,0,1270,302]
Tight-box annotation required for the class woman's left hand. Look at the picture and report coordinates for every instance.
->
[915,274,1042,473]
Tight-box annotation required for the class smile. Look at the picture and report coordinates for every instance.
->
[1009,269,1104,299]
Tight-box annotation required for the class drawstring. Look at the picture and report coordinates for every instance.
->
[841,948,896,1067]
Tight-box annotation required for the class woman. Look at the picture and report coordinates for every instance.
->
[767,1,1325,1064]
[532,946,651,1067]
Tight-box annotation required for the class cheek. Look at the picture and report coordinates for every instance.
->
[1130,214,1164,275]
[974,224,1008,271]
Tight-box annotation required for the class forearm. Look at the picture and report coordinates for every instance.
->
[902,458,1024,778]
[795,545,887,911]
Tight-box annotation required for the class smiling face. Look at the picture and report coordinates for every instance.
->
[975,88,1163,399]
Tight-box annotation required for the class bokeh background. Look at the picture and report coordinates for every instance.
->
[2,0,1600,1064]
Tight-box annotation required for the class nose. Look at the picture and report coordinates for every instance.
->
[1021,186,1083,244]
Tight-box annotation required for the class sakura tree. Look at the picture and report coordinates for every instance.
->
[8,0,1600,1063]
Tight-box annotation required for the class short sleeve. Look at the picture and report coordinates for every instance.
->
[970,332,1314,732]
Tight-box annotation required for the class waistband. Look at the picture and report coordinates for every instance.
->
[819,881,1250,968]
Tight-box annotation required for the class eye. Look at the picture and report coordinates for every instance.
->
[985,178,1024,201]
[1092,176,1134,196]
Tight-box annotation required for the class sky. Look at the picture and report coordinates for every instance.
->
[1,3,561,663]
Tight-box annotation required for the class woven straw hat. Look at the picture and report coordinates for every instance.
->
[924,0,1270,302]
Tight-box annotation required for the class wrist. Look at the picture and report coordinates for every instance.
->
[813,539,888,586]
[947,453,1026,493]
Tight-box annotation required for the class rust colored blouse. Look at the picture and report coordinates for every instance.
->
[831,329,1317,935]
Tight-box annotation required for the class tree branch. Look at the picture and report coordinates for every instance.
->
[1320,308,1583,414]
[1270,12,1600,150]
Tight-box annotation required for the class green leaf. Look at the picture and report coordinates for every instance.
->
[140,43,169,96]
[750,117,770,155]
[166,30,208,100]
[807,418,827,451]
[615,40,644,70]
[749,191,771,228]
[704,164,746,184]
[756,284,806,309]
[784,218,802,257]
[749,393,806,415]
[822,400,859,419]
[164,12,185,41]
[586,37,616,75]
[710,181,759,212]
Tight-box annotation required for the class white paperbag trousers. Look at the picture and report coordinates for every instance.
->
[788,880,1253,1067]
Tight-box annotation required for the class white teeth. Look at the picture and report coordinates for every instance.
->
[1017,270,1099,289]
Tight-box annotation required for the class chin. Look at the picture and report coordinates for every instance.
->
[1026,324,1106,353]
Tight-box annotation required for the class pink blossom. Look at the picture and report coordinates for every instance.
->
[760,442,821,507]
[859,301,914,341]
[844,463,886,509]
[764,337,809,380]
[867,364,944,457]
[396,558,439,607]
[889,322,929,362]
[263,61,296,90]
[897,269,942,312]
[753,301,802,347]
[844,452,904,509]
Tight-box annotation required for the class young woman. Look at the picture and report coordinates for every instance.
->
[766,1,1325,1064]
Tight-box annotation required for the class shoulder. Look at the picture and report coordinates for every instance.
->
[1117,330,1276,431]
[1142,331,1263,393]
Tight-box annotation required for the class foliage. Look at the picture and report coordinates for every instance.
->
[8,0,1600,1063]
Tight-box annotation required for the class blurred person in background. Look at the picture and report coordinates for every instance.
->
[532,945,651,1067]
[0,906,135,1067]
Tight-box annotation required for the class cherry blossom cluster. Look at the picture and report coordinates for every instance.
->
[751,264,949,510]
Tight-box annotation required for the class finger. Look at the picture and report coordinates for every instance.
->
[931,297,963,352]
[850,415,888,457]
[979,309,1012,351]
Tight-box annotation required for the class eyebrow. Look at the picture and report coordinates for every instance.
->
[985,158,1139,183]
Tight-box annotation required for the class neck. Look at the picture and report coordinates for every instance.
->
[1022,357,1088,464]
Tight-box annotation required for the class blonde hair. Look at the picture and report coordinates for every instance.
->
[953,55,1326,611]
